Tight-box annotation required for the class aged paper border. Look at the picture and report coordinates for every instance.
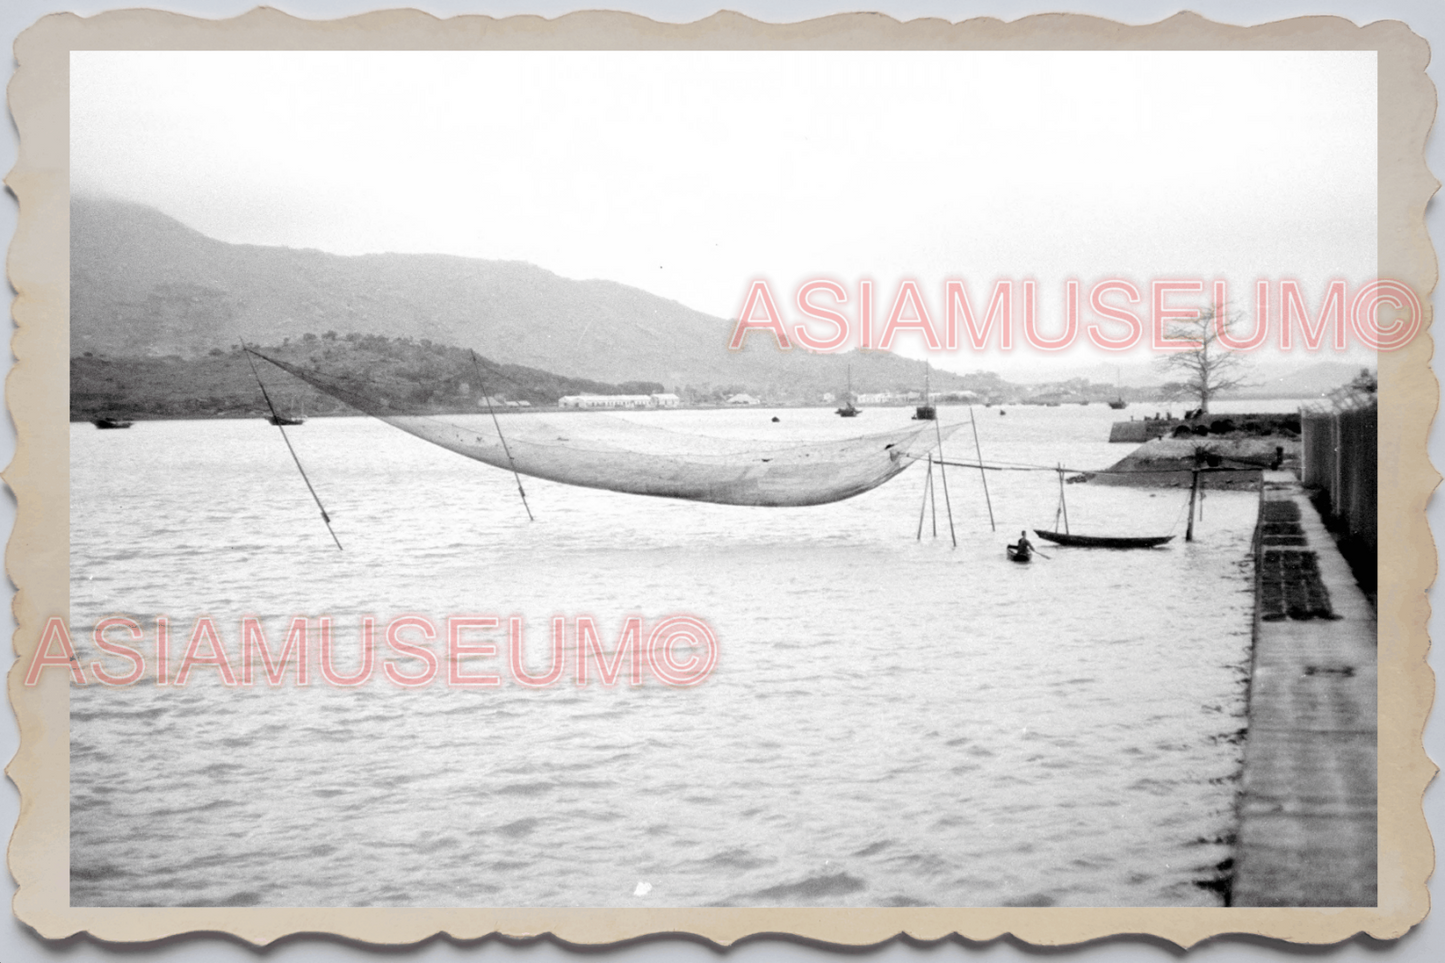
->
[4,6,1437,949]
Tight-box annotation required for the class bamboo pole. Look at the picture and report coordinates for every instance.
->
[472,351,534,521]
[1057,465,1070,534]
[932,464,939,538]
[932,425,957,548]
[969,406,996,531]
[916,457,935,540]
[245,347,343,551]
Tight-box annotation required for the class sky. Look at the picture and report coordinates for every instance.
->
[70,49,1379,379]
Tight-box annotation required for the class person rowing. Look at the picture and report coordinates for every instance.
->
[1009,530,1050,560]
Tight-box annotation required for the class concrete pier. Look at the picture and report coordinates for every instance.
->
[1232,471,1377,907]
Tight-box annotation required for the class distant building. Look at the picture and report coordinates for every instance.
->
[558,393,682,410]
[725,393,761,406]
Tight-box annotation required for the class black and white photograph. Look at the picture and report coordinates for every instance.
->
[3,4,1437,955]
[59,40,1387,911]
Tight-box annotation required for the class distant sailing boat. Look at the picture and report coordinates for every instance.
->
[912,364,936,421]
[267,394,307,426]
[836,367,860,418]
[1108,368,1128,409]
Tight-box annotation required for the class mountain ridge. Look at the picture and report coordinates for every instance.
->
[70,196,982,399]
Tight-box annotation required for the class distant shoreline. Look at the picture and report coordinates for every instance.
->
[71,398,1319,425]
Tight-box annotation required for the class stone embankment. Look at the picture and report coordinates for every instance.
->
[1231,471,1377,907]
[1094,412,1303,488]
[1088,437,1299,489]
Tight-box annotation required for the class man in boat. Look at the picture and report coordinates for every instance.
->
[1014,530,1034,555]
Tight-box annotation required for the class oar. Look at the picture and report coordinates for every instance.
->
[1032,547,1052,560]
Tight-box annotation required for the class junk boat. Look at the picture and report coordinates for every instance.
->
[836,367,860,418]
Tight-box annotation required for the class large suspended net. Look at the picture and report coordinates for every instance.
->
[250,350,957,507]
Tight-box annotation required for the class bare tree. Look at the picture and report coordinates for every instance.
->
[1155,307,1251,415]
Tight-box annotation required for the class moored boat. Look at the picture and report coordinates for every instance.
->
[267,414,305,426]
[836,366,860,418]
[1034,529,1174,549]
[91,417,133,429]
[1006,544,1032,563]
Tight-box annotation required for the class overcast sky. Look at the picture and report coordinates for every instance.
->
[71,49,1378,378]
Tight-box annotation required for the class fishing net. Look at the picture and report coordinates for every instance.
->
[251,351,957,507]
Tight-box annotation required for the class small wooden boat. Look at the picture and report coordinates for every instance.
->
[1034,529,1174,549]
[912,404,936,421]
[1107,398,1128,410]
[1006,544,1032,563]
[91,417,133,429]
[267,414,305,426]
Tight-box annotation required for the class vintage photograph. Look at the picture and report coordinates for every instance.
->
[56,43,1387,914]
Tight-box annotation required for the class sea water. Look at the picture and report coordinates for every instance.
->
[68,402,1276,907]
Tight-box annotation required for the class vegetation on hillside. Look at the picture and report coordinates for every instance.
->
[71,333,664,421]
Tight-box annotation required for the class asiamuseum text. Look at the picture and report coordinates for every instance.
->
[729,277,1420,353]
[25,614,719,689]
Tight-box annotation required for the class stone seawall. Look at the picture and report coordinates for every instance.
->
[1231,471,1377,907]
[1107,420,1173,443]
[1090,437,1297,489]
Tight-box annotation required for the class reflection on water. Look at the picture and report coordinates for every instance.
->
[70,404,1259,907]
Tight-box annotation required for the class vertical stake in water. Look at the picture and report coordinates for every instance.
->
[1057,464,1070,534]
[244,347,343,551]
[472,350,534,521]
[1186,466,1201,541]
[969,407,996,532]
[933,420,956,548]
[917,457,935,540]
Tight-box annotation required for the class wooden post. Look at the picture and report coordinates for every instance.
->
[969,407,996,532]
[1186,467,1201,541]
[933,420,957,547]
[1057,465,1070,534]
[932,465,939,538]
[917,458,934,541]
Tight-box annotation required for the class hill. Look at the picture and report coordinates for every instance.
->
[70,336,669,422]
[70,196,989,401]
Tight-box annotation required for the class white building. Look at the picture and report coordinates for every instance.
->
[557,393,682,410]
[725,393,761,406]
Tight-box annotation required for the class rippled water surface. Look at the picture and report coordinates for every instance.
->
[70,403,1269,907]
